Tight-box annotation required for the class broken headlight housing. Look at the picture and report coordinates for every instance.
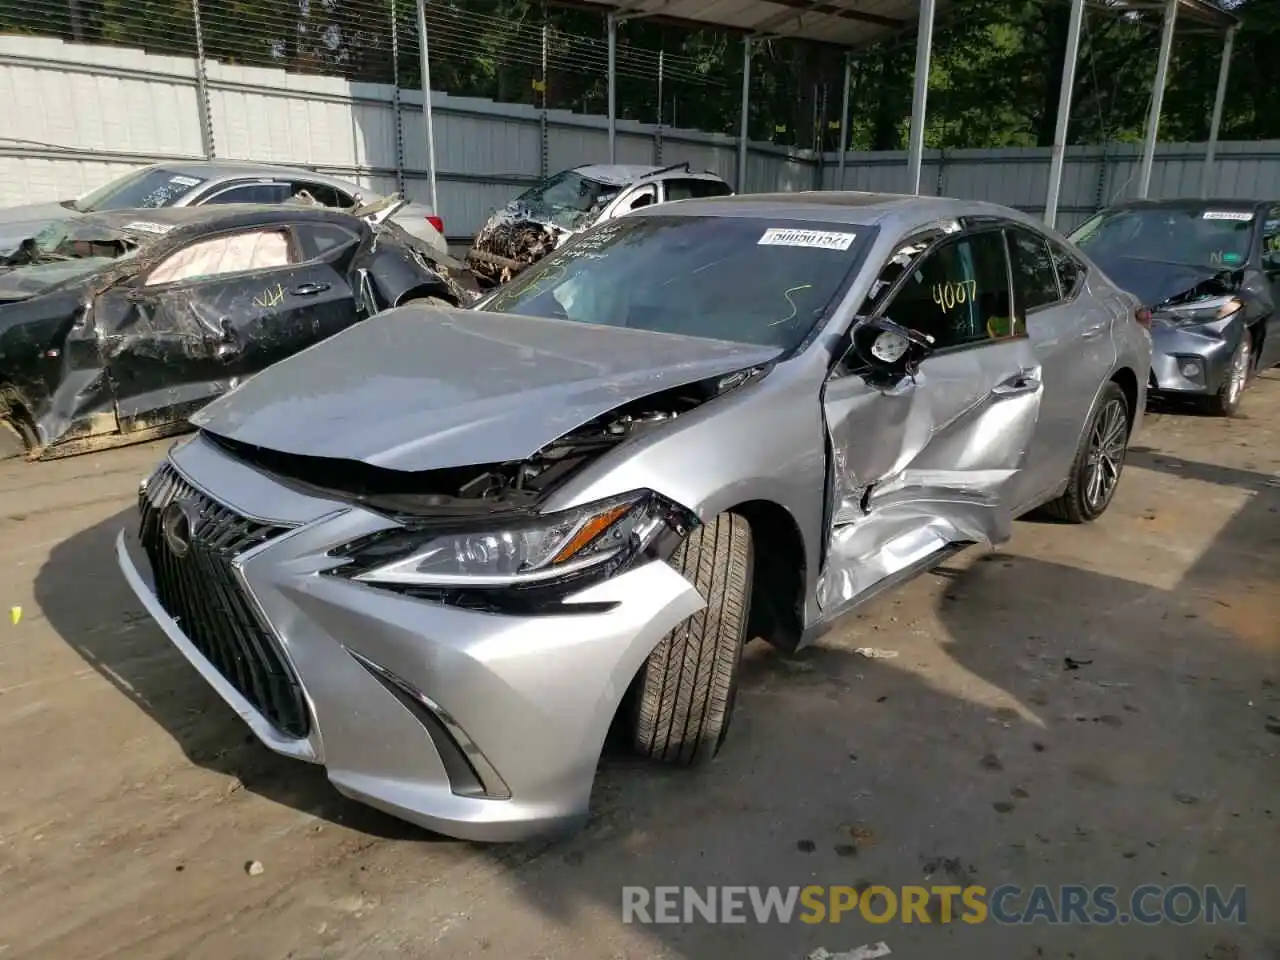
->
[1153,295,1242,326]
[333,490,696,612]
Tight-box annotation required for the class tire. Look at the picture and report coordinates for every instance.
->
[1044,381,1130,524]
[630,513,753,765]
[1204,332,1251,417]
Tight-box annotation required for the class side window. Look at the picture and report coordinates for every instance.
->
[691,179,732,198]
[203,182,291,205]
[145,229,294,286]
[291,181,352,208]
[1008,228,1062,312]
[1048,239,1086,299]
[294,222,360,260]
[663,180,701,203]
[878,231,1021,349]
[664,179,731,202]
[1262,205,1280,271]
[621,184,658,213]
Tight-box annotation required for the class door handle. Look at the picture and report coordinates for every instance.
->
[290,282,331,296]
[1082,323,1106,339]
[992,370,1041,397]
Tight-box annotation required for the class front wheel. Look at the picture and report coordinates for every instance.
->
[630,513,753,765]
[1205,332,1251,417]
[1045,381,1130,524]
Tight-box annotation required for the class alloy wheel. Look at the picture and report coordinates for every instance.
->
[1225,336,1251,410]
[1084,399,1127,511]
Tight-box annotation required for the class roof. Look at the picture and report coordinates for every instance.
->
[629,189,1040,228]
[66,203,363,243]
[573,163,727,186]
[567,0,1236,48]
[1103,197,1268,211]
[1104,0,1239,30]
[134,160,369,192]
[573,0,944,47]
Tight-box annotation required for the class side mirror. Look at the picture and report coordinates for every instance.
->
[847,316,935,383]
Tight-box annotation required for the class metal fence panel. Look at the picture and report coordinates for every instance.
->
[5,35,1280,245]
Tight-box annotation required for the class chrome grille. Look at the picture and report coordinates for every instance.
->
[138,462,310,739]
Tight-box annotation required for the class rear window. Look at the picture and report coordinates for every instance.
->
[483,216,874,351]
[73,168,208,212]
[1070,206,1255,270]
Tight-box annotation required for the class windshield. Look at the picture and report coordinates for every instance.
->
[1070,206,1255,270]
[72,167,208,213]
[22,219,146,265]
[509,169,624,230]
[482,216,874,350]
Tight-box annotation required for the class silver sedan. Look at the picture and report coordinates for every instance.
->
[117,192,1152,842]
[0,160,447,258]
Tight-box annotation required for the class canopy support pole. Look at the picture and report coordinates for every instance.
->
[415,0,438,213]
[1201,24,1237,198]
[1137,0,1178,199]
[837,51,852,189]
[607,12,617,163]
[1044,0,1085,230]
[737,37,752,192]
[905,0,936,195]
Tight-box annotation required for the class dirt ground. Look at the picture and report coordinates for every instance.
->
[1,375,1277,960]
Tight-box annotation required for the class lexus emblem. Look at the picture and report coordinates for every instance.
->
[160,498,200,558]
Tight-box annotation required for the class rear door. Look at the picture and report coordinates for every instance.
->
[94,220,360,433]
[1005,226,1117,511]
[818,226,1043,618]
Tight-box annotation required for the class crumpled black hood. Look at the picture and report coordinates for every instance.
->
[1093,255,1239,308]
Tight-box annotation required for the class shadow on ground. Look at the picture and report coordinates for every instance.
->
[34,452,1280,959]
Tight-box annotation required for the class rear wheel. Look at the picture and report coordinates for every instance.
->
[1045,381,1130,524]
[630,513,753,765]
[1205,333,1251,417]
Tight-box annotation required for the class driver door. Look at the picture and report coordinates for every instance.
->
[91,222,357,434]
[816,227,1044,619]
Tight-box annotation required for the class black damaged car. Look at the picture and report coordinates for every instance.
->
[1069,198,1280,416]
[0,202,478,459]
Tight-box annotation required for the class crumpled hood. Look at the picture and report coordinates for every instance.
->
[1093,255,1235,308]
[191,306,782,471]
[0,202,75,259]
[0,258,112,302]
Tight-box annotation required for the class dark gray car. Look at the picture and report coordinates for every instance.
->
[1069,198,1280,415]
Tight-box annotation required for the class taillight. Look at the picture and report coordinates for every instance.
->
[426,215,445,234]
[1135,307,1152,329]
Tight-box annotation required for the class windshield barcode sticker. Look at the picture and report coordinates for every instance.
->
[169,175,202,186]
[758,228,856,250]
[1202,210,1254,221]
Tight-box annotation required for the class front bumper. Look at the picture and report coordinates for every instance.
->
[115,434,704,842]
[1147,319,1241,395]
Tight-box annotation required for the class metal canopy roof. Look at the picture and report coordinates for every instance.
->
[1105,0,1239,30]
[572,0,1236,47]
[575,0,949,48]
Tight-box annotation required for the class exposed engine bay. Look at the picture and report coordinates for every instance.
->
[465,215,563,287]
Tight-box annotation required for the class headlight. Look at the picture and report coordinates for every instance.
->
[335,490,694,596]
[1154,295,1242,326]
